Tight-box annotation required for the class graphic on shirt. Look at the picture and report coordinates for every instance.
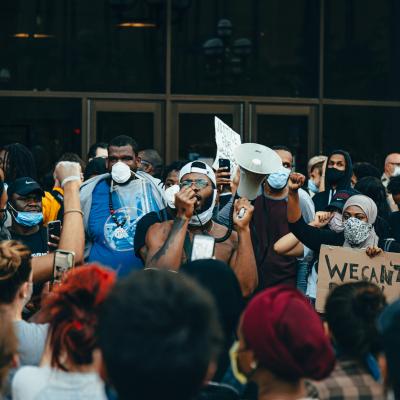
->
[104,206,144,252]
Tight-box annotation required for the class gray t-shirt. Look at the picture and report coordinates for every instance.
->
[14,320,48,366]
[12,366,107,400]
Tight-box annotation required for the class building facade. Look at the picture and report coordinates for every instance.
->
[1,0,399,176]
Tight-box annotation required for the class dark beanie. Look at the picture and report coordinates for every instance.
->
[242,285,335,381]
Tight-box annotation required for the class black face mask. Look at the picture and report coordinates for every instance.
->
[326,167,345,185]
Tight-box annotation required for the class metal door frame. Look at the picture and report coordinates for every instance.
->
[86,100,163,159]
[249,104,318,159]
[168,102,243,163]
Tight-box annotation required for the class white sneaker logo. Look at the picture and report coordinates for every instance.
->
[25,180,35,185]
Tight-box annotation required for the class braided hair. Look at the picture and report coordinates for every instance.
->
[1,143,37,183]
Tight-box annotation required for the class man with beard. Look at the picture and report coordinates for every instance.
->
[312,150,354,212]
[80,135,165,277]
[142,161,257,297]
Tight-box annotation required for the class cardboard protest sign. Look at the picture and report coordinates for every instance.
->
[316,245,400,313]
[212,117,241,173]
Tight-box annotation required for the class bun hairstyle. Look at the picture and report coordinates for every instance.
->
[325,282,386,358]
[0,241,32,304]
[40,264,116,371]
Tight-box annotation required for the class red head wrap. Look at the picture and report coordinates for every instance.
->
[242,285,335,381]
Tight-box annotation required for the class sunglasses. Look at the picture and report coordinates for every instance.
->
[180,179,209,189]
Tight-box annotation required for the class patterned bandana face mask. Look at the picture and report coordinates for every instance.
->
[344,217,372,246]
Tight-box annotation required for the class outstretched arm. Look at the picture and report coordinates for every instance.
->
[32,162,84,283]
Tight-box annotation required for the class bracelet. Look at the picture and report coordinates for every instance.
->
[64,209,84,217]
[61,176,81,188]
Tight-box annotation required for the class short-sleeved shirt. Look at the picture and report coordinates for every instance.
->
[10,227,48,257]
[12,366,107,400]
[14,321,48,366]
[87,180,147,276]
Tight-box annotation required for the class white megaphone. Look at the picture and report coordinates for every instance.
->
[234,143,283,200]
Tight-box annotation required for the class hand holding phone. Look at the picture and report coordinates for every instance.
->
[47,220,61,251]
[53,250,75,284]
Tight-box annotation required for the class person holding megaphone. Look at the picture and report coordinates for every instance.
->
[142,161,258,298]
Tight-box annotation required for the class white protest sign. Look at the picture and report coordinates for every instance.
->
[212,117,241,173]
[316,245,400,313]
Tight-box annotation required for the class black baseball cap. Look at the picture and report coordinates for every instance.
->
[325,189,358,212]
[7,177,44,198]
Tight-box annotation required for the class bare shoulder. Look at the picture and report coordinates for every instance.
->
[146,221,173,243]
[212,222,238,249]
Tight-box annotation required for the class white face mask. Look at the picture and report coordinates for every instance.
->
[392,166,400,177]
[111,161,132,184]
[164,185,179,209]
[328,211,344,233]
[190,190,217,227]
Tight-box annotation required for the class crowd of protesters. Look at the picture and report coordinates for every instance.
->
[0,136,400,400]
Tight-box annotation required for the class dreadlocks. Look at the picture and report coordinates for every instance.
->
[0,143,37,183]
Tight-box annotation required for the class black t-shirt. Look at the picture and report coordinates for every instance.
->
[389,211,400,242]
[134,208,172,258]
[219,193,233,210]
[10,226,49,257]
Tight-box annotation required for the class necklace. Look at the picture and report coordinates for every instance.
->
[199,220,214,235]
[108,189,127,228]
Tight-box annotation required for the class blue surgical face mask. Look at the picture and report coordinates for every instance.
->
[307,179,319,194]
[8,203,43,227]
[267,168,290,191]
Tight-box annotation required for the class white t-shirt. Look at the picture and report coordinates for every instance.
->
[12,365,107,400]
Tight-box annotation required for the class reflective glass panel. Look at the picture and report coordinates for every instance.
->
[172,0,319,97]
[0,0,165,92]
[96,111,154,150]
[257,114,309,174]
[323,106,400,168]
[325,0,400,100]
[0,97,81,182]
[179,113,234,161]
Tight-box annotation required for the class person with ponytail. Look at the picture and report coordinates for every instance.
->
[12,264,115,400]
[306,282,386,399]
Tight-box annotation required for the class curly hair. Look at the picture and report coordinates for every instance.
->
[0,241,32,304]
[40,264,116,371]
[0,143,37,183]
[325,281,386,359]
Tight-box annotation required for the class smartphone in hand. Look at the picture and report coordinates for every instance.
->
[53,250,75,284]
[218,158,231,179]
[47,220,61,248]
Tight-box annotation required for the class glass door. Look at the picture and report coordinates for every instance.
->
[168,102,242,164]
[250,104,317,174]
[87,100,163,159]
